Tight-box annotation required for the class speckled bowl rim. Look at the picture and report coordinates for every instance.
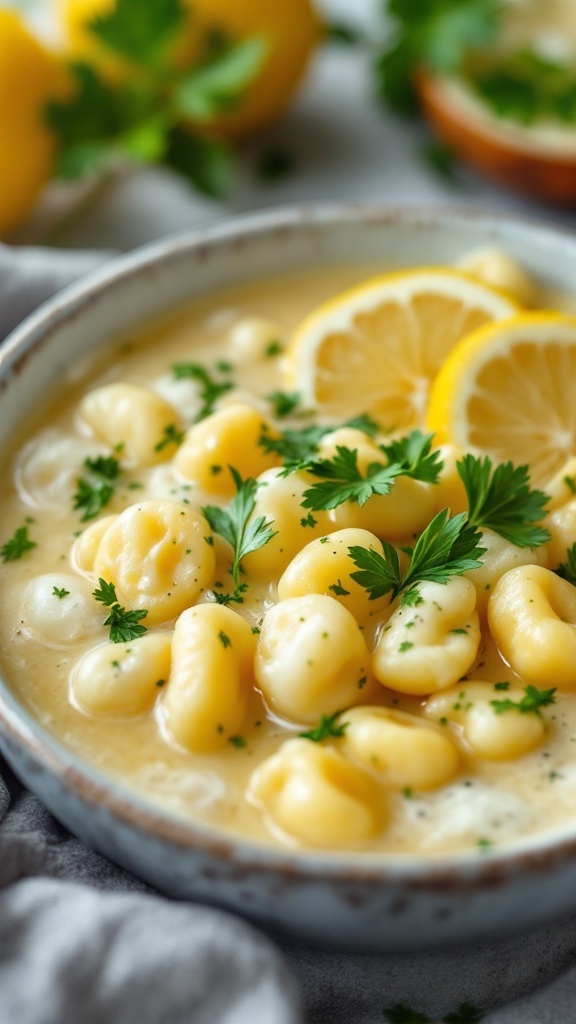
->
[2,201,576,888]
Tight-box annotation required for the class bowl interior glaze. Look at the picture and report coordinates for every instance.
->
[2,205,576,952]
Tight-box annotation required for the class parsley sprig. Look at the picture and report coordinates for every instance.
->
[202,468,277,599]
[379,430,443,483]
[301,446,402,511]
[172,362,234,421]
[376,0,502,115]
[258,413,380,471]
[93,578,148,643]
[291,430,443,511]
[349,509,485,603]
[0,524,37,562]
[472,47,576,126]
[457,455,550,548]
[300,711,349,743]
[491,684,556,719]
[73,455,121,521]
[46,0,268,196]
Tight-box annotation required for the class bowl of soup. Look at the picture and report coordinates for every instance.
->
[2,204,576,952]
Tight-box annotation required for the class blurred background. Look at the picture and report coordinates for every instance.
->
[2,0,576,250]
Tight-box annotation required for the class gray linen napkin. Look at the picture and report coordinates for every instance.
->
[1,243,576,1024]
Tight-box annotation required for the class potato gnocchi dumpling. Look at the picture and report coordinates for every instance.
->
[489,565,576,690]
[342,706,460,790]
[79,383,181,467]
[240,468,332,578]
[162,604,256,753]
[465,528,549,615]
[248,738,383,846]
[71,515,118,576]
[15,430,106,512]
[425,682,548,761]
[255,594,371,723]
[71,634,172,715]
[20,573,104,646]
[373,577,481,696]
[277,527,392,626]
[174,403,280,497]
[93,500,215,625]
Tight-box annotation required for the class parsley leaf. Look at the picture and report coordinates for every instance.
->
[379,430,443,483]
[471,48,576,126]
[52,586,70,599]
[174,36,268,121]
[300,711,349,742]
[0,525,37,562]
[556,543,576,587]
[266,390,301,419]
[73,455,121,522]
[88,0,185,64]
[301,446,401,511]
[45,0,264,196]
[491,684,556,719]
[258,414,380,470]
[349,509,485,602]
[171,362,234,420]
[154,423,185,452]
[457,455,550,548]
[93,577,148,643]
[376,0,502,114]
[202,468,277,587]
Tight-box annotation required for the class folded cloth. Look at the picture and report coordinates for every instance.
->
[0,244,113,342]
[1,243,576,1024]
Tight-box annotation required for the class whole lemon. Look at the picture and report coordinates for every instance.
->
[0,11,65,237]
[59,0,322,139]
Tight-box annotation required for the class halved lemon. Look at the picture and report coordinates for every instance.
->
[285,268,517,429]
[427,312,576,485]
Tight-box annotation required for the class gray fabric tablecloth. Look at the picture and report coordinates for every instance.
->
[1,243,576,1024]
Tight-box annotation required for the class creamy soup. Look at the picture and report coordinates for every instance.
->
[1,258,576,856]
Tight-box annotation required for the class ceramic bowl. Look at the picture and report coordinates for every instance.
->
[2,205,576,954]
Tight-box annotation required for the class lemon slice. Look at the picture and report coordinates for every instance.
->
[427,312,576,485]
[285,268,517,429]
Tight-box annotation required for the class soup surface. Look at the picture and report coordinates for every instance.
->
[1,257,576,857]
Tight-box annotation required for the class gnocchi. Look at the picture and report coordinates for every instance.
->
[93,500,215,625]
[255,594,371,723]
[0,257,573,858]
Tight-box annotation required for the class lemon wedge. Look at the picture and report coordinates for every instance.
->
[285,268,517,429]
[427,312,576,485]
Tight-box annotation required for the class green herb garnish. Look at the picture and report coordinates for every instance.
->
[266,390,301,419]
[301,446,402,511]
[154,423,185,452]
[491,684,556,719]
[93,577,148,643]
[349,509,485,603]
[171,362,234,421]
[375,0,502,115]
[202,467,277,595]
[0,525,37,562]
[73,455,121,521]
[300,711,349,742]
[46,0,268,197]
[52,586,70,599]
[379,430,444,483]
[457,454,550,548]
